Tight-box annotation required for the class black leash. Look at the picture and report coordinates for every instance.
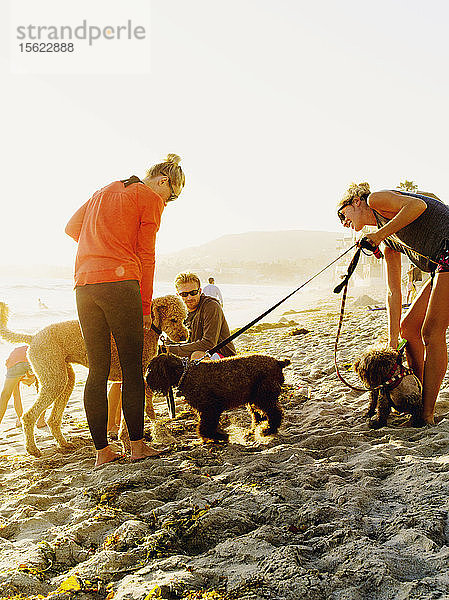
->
[205,243,358,357]
[166,387,176,419]
[161,243,359,416]
[156,334,177,418]
[333,269,366,392]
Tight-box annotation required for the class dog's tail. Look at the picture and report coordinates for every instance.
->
[0,302,33,345]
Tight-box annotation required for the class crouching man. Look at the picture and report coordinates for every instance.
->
[168,272,236,360]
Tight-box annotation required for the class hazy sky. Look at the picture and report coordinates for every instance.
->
[1,0,449,266]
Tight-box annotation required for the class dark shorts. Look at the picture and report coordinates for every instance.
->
[6,361,32,379]
[435,240,449,273]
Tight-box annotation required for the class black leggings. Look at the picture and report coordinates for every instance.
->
[76,280,144,450]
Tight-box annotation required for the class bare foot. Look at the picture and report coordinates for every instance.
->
[423,415,446,426]
[15,417,21,428]
[95,445,122,467]
[422,414,435,426]
[37,419,47,429]
[130,439,165,461]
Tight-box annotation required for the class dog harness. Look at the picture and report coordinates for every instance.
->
[370,361,414,393]
[177,357,193,389]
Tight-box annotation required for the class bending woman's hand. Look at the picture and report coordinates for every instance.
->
[361,231,385,249]
[143,315,152,330]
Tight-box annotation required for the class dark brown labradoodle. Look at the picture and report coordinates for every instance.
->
[146,353,290,442]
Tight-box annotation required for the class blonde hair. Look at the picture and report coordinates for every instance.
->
[174,271,201,289]
[145,153,185,193]
[338,182,371,208]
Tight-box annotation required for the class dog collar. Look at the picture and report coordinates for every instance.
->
[177,357,190,388]
[369,364,413,392]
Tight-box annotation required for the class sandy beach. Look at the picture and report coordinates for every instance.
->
[2,292,449,599]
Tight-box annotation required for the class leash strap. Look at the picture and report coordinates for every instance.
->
[207,243,358,356]
[152,331,175,416]
[333,247,362,294]
[334,280,413,393]
[163,351,189,419]
[333,245,366,391]
[167,387,176,419]
[333,280,366,392]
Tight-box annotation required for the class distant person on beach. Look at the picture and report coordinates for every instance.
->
[168,272,235,360]
[203,277,224,306]
[0,346,46,428]
[65,154,185,466]
[337,182,449,426]
[405,265,423,304]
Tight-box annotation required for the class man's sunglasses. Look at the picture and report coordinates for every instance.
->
[178,289,200,298]
[337,200,353,224]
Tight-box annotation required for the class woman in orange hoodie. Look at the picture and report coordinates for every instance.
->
[66,154,185,466]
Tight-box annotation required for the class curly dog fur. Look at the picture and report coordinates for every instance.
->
[146,353,290,442]
[353,345,423,428]
[0,296,188,456]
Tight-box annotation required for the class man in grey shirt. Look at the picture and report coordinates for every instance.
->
[202,277,223,306]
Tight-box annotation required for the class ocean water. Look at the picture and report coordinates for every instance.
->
[0,277,323,369]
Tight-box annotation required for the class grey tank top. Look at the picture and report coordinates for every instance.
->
[373,190,449,272]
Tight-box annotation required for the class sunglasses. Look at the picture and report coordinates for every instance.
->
[178,289,200,298]
[337,200,353,224]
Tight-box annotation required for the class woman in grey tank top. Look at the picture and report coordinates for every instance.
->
[337,182,449,426]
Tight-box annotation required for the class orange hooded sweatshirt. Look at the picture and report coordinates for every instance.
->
[65,178,164,315]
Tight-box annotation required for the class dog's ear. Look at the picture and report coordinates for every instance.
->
[150,297,166,330]
[165,355,183,386]
[146,354,183,394]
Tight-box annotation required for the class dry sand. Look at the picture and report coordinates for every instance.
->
[2,293,449,599]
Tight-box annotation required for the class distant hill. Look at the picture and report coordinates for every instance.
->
[161,230,341,263]
[156,230,345,284]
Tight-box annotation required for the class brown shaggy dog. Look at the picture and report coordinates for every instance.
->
[146,353,290,442]
[0,296,188,457]
[353,345,423,429]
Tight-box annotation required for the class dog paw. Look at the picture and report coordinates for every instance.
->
[260,426,277,436]
[367,419,383,430]
[26,445,42,458]
[204,431,229,443]
[59,441,76,451]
